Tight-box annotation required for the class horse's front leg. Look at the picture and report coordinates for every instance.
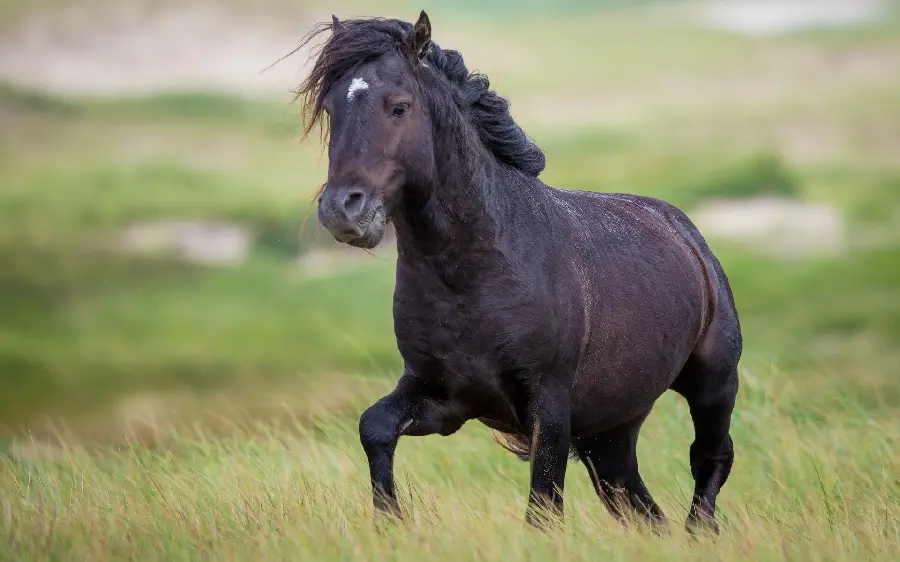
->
[359,371,465,520]
[525,385,572,528]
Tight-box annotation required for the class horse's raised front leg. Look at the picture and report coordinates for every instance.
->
[525,385,572,528]
[358,371,466,520]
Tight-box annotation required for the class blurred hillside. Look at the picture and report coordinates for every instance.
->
[0,0,899,435]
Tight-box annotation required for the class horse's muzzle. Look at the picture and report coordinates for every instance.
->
[318,186,386,248]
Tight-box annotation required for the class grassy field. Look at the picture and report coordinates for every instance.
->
[2,380,899,560]
[1,0,900,559]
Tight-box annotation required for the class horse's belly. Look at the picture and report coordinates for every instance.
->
[568,301,701,434]
[569,362,682,434]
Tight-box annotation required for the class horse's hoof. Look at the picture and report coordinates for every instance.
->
[525,508,564,532]
[373,508,404,533]
[685,514,720,538]
[646,515,671,536]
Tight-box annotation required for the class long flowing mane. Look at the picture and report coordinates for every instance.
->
[293,17,546,177]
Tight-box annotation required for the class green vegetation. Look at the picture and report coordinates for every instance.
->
[2,375,898,560]
[677,152,803,204]
[1,0,899,559]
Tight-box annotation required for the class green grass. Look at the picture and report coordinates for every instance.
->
[1,1,900,558]
[1,374,898,560]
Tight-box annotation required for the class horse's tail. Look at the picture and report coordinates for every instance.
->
[490,431,531,461]
[490,430,583,462]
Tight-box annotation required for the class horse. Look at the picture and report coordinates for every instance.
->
[296,11,742,534]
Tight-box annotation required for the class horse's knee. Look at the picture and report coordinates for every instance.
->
[359,397,403,454]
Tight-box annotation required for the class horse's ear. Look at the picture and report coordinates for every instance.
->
[406,10,432,61]
[331,15,343,33]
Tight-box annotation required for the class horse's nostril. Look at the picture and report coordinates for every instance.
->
[342,189,366,216]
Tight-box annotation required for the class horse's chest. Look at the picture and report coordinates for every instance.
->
[394,293,527,423]
[394,293,498,373]
[392,261,558,425]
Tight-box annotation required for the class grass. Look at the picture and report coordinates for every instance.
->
[2,373,899,560]
[1,0,900,558]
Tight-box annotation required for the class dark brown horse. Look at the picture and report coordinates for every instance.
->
[297,11,741,533]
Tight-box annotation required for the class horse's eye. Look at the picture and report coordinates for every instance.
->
[392,103,408,118]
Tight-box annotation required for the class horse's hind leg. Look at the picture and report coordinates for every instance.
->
[671,341,740,535]
[574,413,667,531]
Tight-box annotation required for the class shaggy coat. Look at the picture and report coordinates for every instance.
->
[300,11,741,532]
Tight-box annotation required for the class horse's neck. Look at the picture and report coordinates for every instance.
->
[394,160,543,261]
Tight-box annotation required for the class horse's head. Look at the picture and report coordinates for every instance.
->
[309,12,436,249]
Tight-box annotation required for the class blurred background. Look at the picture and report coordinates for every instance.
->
[1,0,898,440]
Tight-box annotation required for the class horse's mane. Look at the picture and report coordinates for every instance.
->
[293,17,546,177]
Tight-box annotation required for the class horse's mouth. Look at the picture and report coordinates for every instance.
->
[345,205,387,249]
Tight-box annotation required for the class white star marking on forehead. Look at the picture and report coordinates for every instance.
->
[347,77,369,100]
